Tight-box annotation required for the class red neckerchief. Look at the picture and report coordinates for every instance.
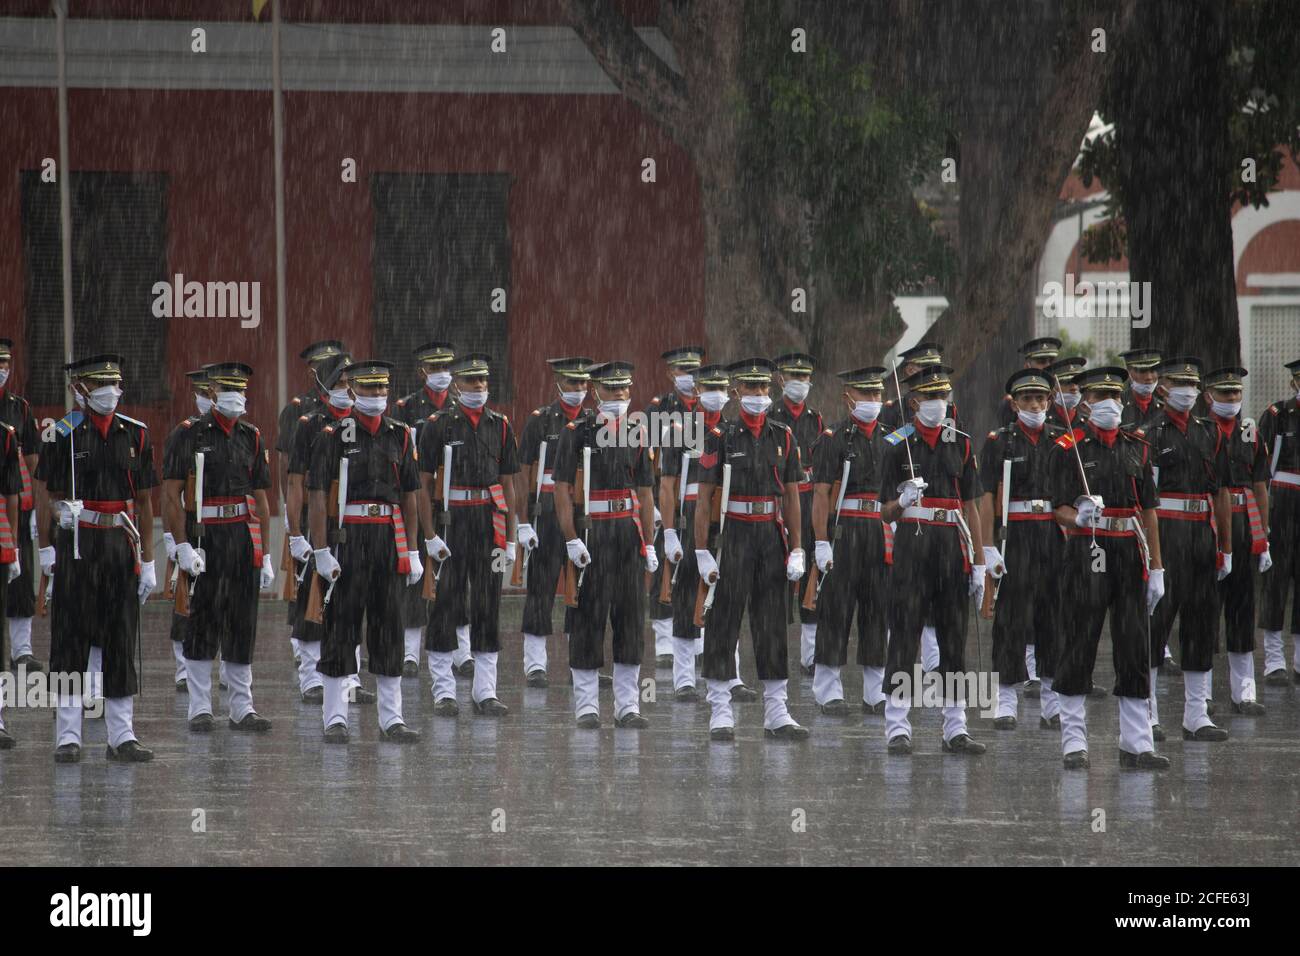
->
[212,410,237,436]
[328,402,350,420]
[1090,423,1119,447]
[1164,407,1190,433]
[354,411,382,435]
[783,397,805,418]
[1133,394,1152,415]
[855,418,878,439]
[740,410,765,438]
[1017,420,1043,445]
[703,410,722,430]
[561,400,583,422]
[1213,413,1237,441]
[679,392,698,413]
[461,404,484,428]
[0,386,6,400]
[89,410,114,439]
[425,386,449,410]
[914,421,942,448]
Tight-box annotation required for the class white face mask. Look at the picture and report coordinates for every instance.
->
[1211,400,1241,419]
[783,380,811,404]
[328,386,354,410]
[0,368,9,388]
[74,390,86,409]
[739,394,772,416]
[1017,408,1047,429]
[458,390,488,410]
[426,371,452,392]
[1088,398,1122,430]
[1130,380,1157,397]
[674,374,695,395]
[195,392,212,415]
[353,394,388,416]
[698,390,727,413]
[86,384,122,415]
[598,399,630,419]
[1166,385,1198,412]
[914,398,947,427]
[558,387,586,407]
[852,400,882,423]
[1055,390,1081,410]
[214,390,247,418]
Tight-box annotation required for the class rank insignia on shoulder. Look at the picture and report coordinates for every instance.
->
[54,411,84,437]
[710,426,722,436]
[884,424,914,446]
[1055,432,1076,449]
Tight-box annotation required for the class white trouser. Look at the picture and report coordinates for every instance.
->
[1148,668,1160,726]
[7,616,33,659]
[428,651,456,702]
[1261,629,1297,674]
[942,704,967,742]
[86,646,103,701]
[671,637,696,691]
[1228,651,1257,703]
[921,625,940,672]
[377,675,402,731]
[298,641,323,693]
[763,679,796,730]
[290,636,301,659]
[862,666,885,706]
[800,623,817,668]
[572,668,599,719]
[56,695,83,748]
[729,644,743,689]
[1024,644,1037,682]
[403,627,421,664]
[171,639,187,681]
[706,679,734,731]
[346,646,361,691]
[652,617,673,657]
[472,651,499,704]
[1118,696,1154,754]
[1183,671,1214,732]
[996,684,1018,720]
[221,661,254,722]
[1040,676,1060,719]
[453,625,472,667]
[523,634,548,675]
[1163,643,1173,662]
[613,663,640,719]
[812,664,843,706]
[186,657,215,720]
[885,696,912,741]
[323,676,348,730]
[1058,694,1087,755]
[104,696,137,749]
[694,630,704,657]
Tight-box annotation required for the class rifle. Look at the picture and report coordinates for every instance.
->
[424,445,453,600]
[36,571,50,616]
[657,472,676,606]
[694,463,731,626]
[175,457,202,617]
[803,460,849,611]
[980,456,1012,620]
[279,525,297,601]
[664,446,692,601]
[563,446,590,608]
[512,442,546,588]
[305,457,347,625]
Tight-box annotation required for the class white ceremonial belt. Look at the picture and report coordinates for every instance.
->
[1007,499,1051,514]
[840,497,881,513]
[683,482,700,498]
[1157,496,1209,513]
[77,509,127,528]
[901,505,961,523]
[539,471,555,487]
[200,502,248,519]
[448,488,492,502]
[587,495,635,514]
[1229,492,1249,506]
[343,502,394,517]
[1271,470,1300,488]
[726,499,777,516]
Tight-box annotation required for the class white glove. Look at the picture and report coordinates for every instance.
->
[815,539,834,572]
[983,545,1006,579]
[501,542,517,568]
[407,551,423,586]
[1073,495,1104,528]
[970,565,986,604]
[1146,568,1166,615]
[176,542,205,576]
[653,507,663,532]
[644,547,659,574]
[137,559,156,603]
[163,531,177,561]
[28,510,35,538]
[56,500,76,530]
[7,558,20,583]
[289,534,312,562]
[1216,552,1232,582]
[425,536,450,562]
[663,527,684,563]
[897,477,927,508]
[314,547,341,581]
[786,548,806,581]
[566,538,591,568]
[259,553,276,591]
[696,549,718,583]
[39,545,55,576]
[1259,549,1273,573]
[516,523,539,552]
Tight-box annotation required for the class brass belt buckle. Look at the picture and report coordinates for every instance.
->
[1030,500,1046,514]
[366,503,382,516]
[933,508,947,521]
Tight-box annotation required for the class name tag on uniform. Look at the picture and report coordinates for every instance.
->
[727,451,746,460]
[345,447,361,455]
[1083,461,1097,469]
[448,440,465,447]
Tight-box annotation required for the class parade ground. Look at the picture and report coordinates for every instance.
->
[1,597,1296,868]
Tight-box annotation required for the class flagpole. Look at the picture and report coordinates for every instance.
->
[55,0,73,366]
[272,0,288,416]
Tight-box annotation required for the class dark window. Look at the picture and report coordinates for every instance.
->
[20,171,170,405]
[371,173,512,401]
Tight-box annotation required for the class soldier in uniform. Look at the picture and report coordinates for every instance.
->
[1051,366,1168,769]
[694,358,808,741]
[809,366,891,716]
[308,360,422,744]
[1119,348,1165,431]
[0,340,41,673]
[37,354,157,763]
[516,356,593,687]
[394,341,463,678]
[879,364,987,756]
[1047,356,1090,432]
[1204,366,1269,715]
[769,353,824,677]
[879,342,966,433]
[645,346,705,668]
[420,352,519,717]
[554,361,657,729]
[979,369,1067,730]
[0,418,21,749]
[163,362,276,733]
[996,337,1062,424]
[1144,358,1233,743]
[1258,357,1300,685]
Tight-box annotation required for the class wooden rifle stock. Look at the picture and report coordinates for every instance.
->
[422,552,437,601]
[658,540,675,604]
[163,558,175,598]
[174,569,191,617]
[563,466,585,608]
[979,571,996,620]
[36,571,49,616]
[510,544,525,587]
[801,479,840,612]
[304,571,325,624]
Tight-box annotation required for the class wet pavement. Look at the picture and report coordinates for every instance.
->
[1,599,1297,866]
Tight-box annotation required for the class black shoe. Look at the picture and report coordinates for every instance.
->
[1182,724,1229,742]
[348,686,377,705]
[188,713,215,733]
[472,697,509,717]
[942,733,986,755]
[1119,749,1169,770]
[0,727,14,749]
[1039,714,1061,730]
[615,712,649,729]
[1205,700,1216,717]
[887,734,913,755]
[861,700,886,715]
[323,722,349,744]
[1160,656,1181,675]
[576,713,601,730]
[818,699,848,717]
[175,678,188,693]
[1063,750,1090,770]
[709,726,735,742]
[229,712,272,733]
[301,686,324,705]
[453,659,475,679]
[1152,723,1166,742]
[402,660,419,678]
[655,654,673,668]
[11,654,44,673]
[380,722,420,744]
[993,716,1017,730]
[799,663,815,677]
[53,742,81,763]
[526,669,549,688]
[730,683,758,703]
[1264,668,1290,687]
[106,739,154,762]
[598,671,613,687]
[765,722,810,740]
[432,698,460,717]
[1230,699,1266,716]
[1087,683,1109,698]
[1023,679,1041,699]
[674,684,699,702]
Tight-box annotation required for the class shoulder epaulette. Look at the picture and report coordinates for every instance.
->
[710,426,722,437]
[1054,432,1076,449]
[1122,428,1148,444]
[884,424,914,446]
[114,412,148,430]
